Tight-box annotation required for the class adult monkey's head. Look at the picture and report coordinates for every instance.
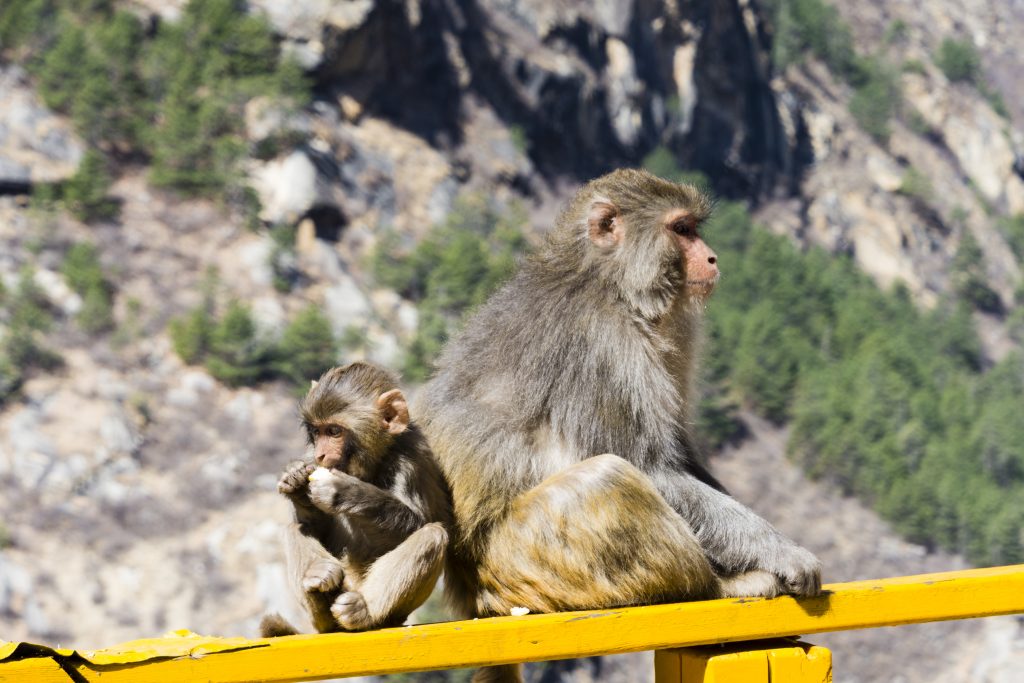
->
[538,168,717,320]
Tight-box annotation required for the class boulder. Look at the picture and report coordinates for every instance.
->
[250,151,320,225]
[0,66,84,191]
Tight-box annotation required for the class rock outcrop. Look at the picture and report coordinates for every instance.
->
[0,66,84,193]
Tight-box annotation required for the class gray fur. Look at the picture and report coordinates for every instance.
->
[416,169,821,629]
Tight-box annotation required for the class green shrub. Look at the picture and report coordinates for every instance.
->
[936,38,981,84]
[275,305,337,385]
[996,214,1024,261]
[62,241,115,334]
[849,60,901,142]
[9,0,308,203]
[698,394,747,450]
[268,223,298,292]
[170,304,215,365]
[205,301,273,386]
[770,0,859,81]
[952,232,1001,313]
[979,82,1010,119]
[883,20,907,45]
[0,354,23,405]
[508,125,528,155]
[8,268,54,334]
[60,151,119,222]
[641,146,711,189]
[170,293,338,389]
[896,167,933,202]
[368,195,527,382]
[146,0,305,196]
[768,0,905,143]
[1,269,62,372]
[901,59,927,75]
[0,0,57,50]
[62,242,105,296]
[904,109,931,136]
[36,17,87,111]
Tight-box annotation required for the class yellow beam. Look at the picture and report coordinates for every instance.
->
[1,565,1021,682]
[0,656,71,682]
[655,641,832,682]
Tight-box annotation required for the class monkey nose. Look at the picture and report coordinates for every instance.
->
[708,255,717,265]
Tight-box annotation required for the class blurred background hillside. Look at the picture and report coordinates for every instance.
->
[0,1,1022,681]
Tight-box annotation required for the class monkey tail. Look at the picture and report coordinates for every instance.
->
[259,613,300,637]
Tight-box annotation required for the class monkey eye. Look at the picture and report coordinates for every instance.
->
[325,425,344,438]
[670,219,696,236]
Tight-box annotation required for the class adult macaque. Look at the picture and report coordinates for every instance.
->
[260,363,451,636]
[416,169,821,680]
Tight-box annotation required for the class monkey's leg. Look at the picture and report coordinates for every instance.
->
[285,522,346,633]
[331,522,448,631]
[477,453,720,617]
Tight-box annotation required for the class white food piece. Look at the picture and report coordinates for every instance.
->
[510,607,530,617]
[308,467,333,482]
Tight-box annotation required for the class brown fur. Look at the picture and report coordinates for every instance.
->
[261,363,452,636]
[416,169,820,681]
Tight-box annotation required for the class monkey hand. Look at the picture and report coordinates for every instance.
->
[302,557,345,594]
[769,543,822,597]
[278,460,317,497]
[308,470,370,514]
[331,591,374,631]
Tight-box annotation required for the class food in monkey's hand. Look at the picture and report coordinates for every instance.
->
[308,467,333,482]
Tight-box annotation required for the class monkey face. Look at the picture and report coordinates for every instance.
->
[308,421,352,470]
[300,363,411,479]
[662,208,719,300]
[577,169,717,315]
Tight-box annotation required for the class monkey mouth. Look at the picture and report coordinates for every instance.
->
[686,277,719,288]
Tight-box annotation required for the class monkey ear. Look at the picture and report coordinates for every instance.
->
[376,389,410,435]
[587,200,623,248]
[310,379,319,389]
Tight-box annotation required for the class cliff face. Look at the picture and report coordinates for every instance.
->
[238,0,1024,319]
[1,1,1023,681]
[275,0,800,192]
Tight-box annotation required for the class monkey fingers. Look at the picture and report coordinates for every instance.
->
[302,557,345,593]
[331,591,374,631]
[307,474,340,512]
[279,460,317,496]
[307,470,369,513]
[772,545,823,597]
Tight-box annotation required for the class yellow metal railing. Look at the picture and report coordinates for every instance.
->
[2,565,1022,682]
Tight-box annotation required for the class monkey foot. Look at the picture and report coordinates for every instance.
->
[302,558,344,593]
[331,591,374,630]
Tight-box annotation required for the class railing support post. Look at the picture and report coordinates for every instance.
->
[654,640,832,682]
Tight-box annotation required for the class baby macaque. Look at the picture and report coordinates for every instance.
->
[260,362,451,636]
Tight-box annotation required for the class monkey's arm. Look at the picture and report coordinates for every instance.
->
[308,472,425,537]
[655,470,821,596]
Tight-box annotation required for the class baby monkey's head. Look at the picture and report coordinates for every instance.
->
[300,362,409,480]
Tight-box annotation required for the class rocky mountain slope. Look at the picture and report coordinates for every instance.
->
[2,0,1023,681]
